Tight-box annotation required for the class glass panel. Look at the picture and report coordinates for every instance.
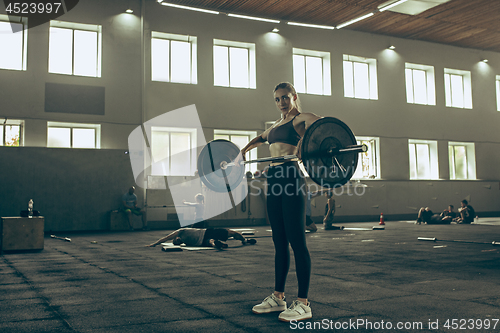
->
[293,55,306,94]
[151,38,170,82]
[413,69,427,105]
[450,74,464,108]
[171,40,191,84]
[72,128,95,148]
[214,134,229,141]
[151,130,170,175]
[305,56,323,95]
[343,61,354,98]
[353,62,370,99]
[0,125,3,145]
[229,47,249,88]
[448,146,455,179]
[213,45,229,87]
[5,125,20,146]
[49,27,73,75]
[170,132,191,176]
[454,146,467,179]
[405,68,414,104]
[444,73,452,107]
[0,22,24,70]
[48,127,71,148]
[409,143,417,179]
[74,30,98,77]
[416,144,430,179]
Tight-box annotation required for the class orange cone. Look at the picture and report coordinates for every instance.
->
[379,212,385,225]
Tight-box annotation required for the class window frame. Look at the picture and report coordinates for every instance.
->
[0,14,28,71]
[47,122,101,149]
[448,142,476,180]
[343,54,378,100]
[48,20,102,77]
[151,31,198,84]
[496,75,500,112]
[213,39,256,89]
[408,139,439,180]
[352,137,380,180]
[149,126,197,177]
[444,68,472,109]
[405,63,436,105]
[0,119,24,146]
[292,48,331,96]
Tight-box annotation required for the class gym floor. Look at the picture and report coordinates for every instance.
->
[2,220,500,333]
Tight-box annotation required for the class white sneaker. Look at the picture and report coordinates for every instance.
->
[252,294,286,314]
[278,300,312,322]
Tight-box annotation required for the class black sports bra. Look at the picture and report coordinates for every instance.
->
[267,115,301,146]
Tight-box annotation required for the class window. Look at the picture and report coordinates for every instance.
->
[343,55,378,100]
[151,32,197,84]
[405,63,436,105]
[408,140,439,180]
[352,137,379,179]
[496,75,500,112]
[47,122,100,148]
[0,119,23,146]
[448,142,476,180]
[49,21,102,77]
[444,68,472,109]
[292,48,331,96]
[0,15,27,71]
[214,130,258,174]
[213,39,256,89]
[150,127,197,176]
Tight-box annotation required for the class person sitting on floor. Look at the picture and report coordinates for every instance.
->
[439,205,457,223]
[122,186,147,230]
[454,200,475,224]
[145,228,256,249]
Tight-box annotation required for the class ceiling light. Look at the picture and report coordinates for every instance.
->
[160,2,220,15]
[378,0,409,12]
[336,12,374,29]
[227,13,280,24]
[482,59,488,63]
[125,9,133,14]
[272,28,280,33]
[287,22,335,30]
[389,45,396,50]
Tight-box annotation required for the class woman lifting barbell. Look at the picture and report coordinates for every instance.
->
[240,82,322,322]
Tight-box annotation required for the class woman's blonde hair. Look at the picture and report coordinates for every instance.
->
[273,82,302,112]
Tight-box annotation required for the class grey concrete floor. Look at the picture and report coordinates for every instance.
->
[1,221,500,333]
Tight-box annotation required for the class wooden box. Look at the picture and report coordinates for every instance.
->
[1,217,44,253]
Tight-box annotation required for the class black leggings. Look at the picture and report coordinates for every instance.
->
[266,162,311,299]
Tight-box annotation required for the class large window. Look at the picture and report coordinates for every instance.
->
[293,48,331,96]
[47,122,100,148]
[352,137,379,179]
[49,21,102,77]
[405,63,436,105]
[496,75,500,112]
[214,130,258,174]
[444,68,472,109]
[151,32,197,84]
[408,140,439,180]
[0,15,27,71]
[213,39,256,89]
[150,127,197,176]
[343,54,378,100]
[0,119,23,146]
[448,142,476,180]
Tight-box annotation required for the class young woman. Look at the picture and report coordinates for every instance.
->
[240,82,322,322]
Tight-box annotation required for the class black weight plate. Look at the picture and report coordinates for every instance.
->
[301,117,358,188]
[197,139,245,193]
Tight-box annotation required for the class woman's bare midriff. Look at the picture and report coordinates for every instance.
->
[269,142,298,166]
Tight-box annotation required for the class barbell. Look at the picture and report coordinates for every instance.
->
[197,117,367,193]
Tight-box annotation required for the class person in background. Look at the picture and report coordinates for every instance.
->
[122,186,147,230]
[183,193,205,228]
